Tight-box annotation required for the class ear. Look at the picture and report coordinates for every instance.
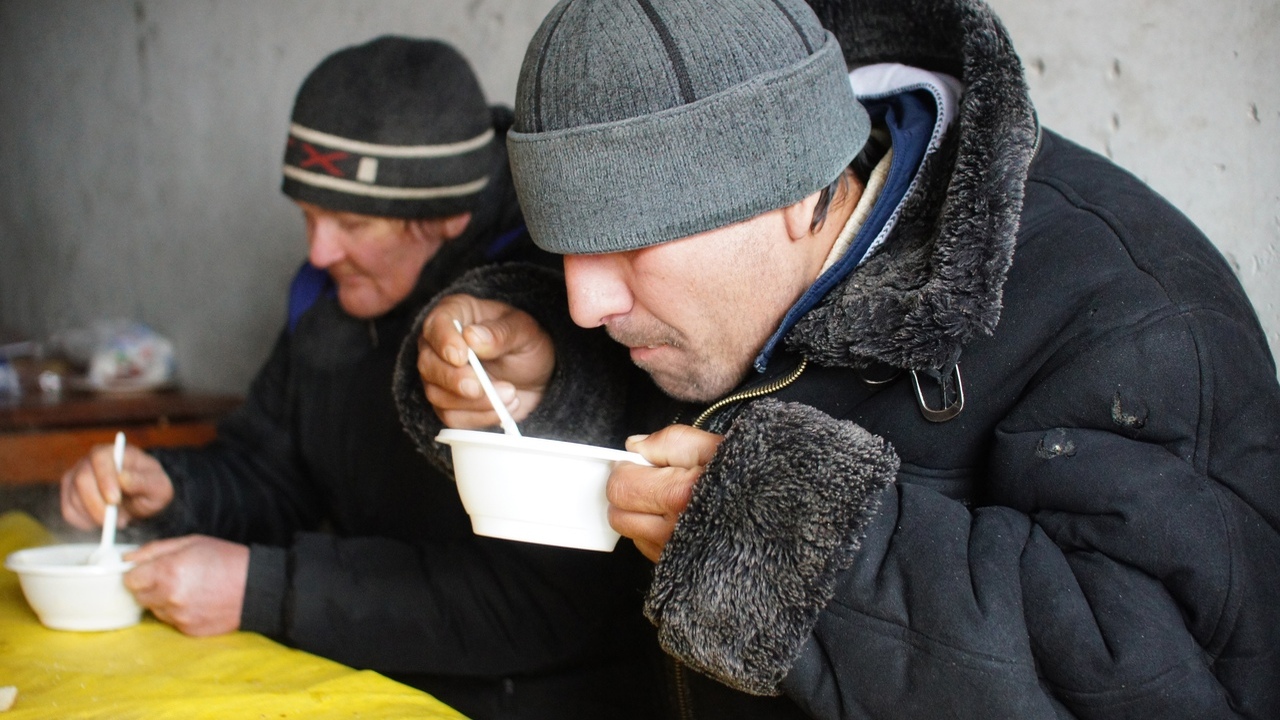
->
[407,212,473,247]
[781,190,823,243]
[440,211,472,241]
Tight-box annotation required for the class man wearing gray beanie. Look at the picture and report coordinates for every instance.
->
[397,1,1280,718]
[61,35,659,720]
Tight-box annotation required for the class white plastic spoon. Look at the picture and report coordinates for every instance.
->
[87,431,125,565]
[453,319,521,436]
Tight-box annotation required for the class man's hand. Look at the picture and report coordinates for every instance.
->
[418,294,555,428]
[608,425,724,562]
[60,444,174,530]
[124,535,249,637]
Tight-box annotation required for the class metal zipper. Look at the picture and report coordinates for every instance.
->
[664,359,807,716]
[690,359,808,430]
[673,659,694,720]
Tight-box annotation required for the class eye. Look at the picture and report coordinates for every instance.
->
[337,217,370,233]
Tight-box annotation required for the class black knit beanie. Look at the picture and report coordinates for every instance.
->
[508,0,868,254]
[282,36,498,219]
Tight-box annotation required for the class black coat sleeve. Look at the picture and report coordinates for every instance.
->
[149,329,325,544]
[249,531,650,678]
[156,313,648,682]
[648,307,1280,719]
[394,261,634,468]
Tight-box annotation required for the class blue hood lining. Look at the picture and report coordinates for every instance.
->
[753,88,940,372]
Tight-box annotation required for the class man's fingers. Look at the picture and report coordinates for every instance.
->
[115,446,152,495]
[608,506,677,542]
[608,507,674,562]
[606,464,695,517]
[604,450,704,561]
[425,376,517,411]
[61,454,112,528]
[415,295,551,426]
[124,536,248,637]
[85,445,123,508]
[418,321,523,403]
[631,539,665,564]
[427,371,522,427]
[122,557,159,598]
[59,467,95,530]
[433,406,525,431]
[421,294,517,368]
[124,557,180,628]
[126,536,195,564]
[466,306,543,359]
[627,424,722,469]
[422,310,472,369]
[421,354,484,401]
[125,538,193,613]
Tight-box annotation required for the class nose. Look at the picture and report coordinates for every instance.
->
[306,216,346,269]
[563,253,632,329]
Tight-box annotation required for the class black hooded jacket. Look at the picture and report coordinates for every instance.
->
[396,2,1280,718]
[147,112,659,720]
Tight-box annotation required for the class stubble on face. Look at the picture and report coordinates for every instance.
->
[601,231,784,403]
[603,318,748,402]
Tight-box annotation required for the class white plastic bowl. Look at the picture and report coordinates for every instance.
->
[436,428,650,552]
[5,543,142,631]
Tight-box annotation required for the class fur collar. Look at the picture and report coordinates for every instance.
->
[794,0,1039,371]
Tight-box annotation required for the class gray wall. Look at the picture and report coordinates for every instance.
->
[2,0,1277,394]
[989,0,1280,369]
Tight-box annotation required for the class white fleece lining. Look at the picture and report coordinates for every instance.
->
[820,145,895,275]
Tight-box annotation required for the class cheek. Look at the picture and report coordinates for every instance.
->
[376,243,434,301]
[404,232,443,271]
[701,254,781,349]
[353,240,423,282]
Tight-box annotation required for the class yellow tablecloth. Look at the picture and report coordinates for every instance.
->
[0,511,467,719]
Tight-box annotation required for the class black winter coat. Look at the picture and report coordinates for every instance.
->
[396,1,1280,718]
[634,127,1280,719]
[149,113,659,720]
[658,0,1280,715]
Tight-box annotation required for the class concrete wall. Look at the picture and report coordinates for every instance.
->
[2,0,1277,394]
[988,0,1280,369]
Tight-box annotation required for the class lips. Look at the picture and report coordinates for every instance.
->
[628,345,662,364]
[624,340,669,364]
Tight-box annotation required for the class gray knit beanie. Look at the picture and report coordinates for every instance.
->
[282,36,499,219]
[508,0,868,254]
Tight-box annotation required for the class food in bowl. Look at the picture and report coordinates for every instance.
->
[5,543,142,631]
[436,428,650,552]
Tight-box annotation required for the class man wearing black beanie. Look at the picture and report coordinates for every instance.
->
[60,36,658,720]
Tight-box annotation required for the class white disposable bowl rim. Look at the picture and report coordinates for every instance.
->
[436,428,651,466]
[5,543,138,576]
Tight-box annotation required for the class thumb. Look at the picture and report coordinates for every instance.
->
[467,309,541,360]
[627,425,722,469]
[126,535,195,564]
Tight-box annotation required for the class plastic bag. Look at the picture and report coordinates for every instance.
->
[55,319,176,391]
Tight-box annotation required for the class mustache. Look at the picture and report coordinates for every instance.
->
[604,319,682,350]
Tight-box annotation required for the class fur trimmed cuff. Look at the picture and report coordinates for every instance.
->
[645,398,899,695]
[393,262,632,474]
